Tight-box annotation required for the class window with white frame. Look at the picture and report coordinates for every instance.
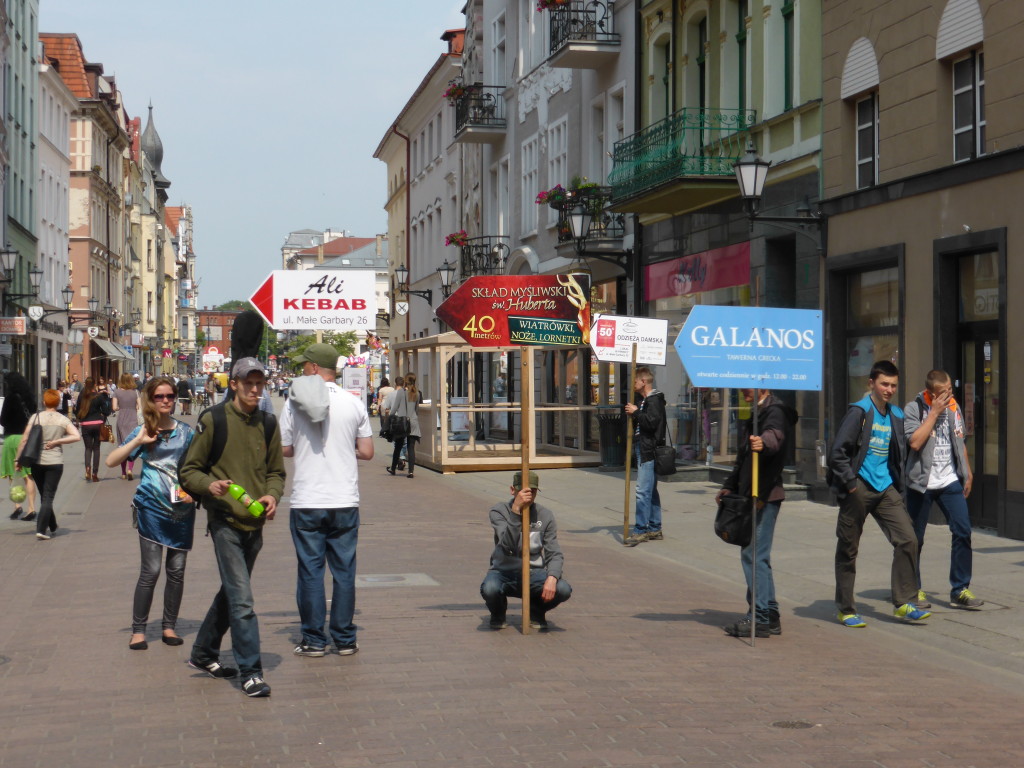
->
[491,154,510,238]
[609,88,625,180]
[547,117,568,227]
[855,92,878,189]
[590,98,606,185]
[953,51,985,162]
[492,12,506,85]
[521,134,539,234]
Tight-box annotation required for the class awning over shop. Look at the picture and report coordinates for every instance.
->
[91,338,134,362]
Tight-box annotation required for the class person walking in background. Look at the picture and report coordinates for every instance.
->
[829,360,929,628]
[107,377,197,650]
[176,376,195,416]
[385,373,421,478]
[624,367,667,545]
[281,343,374,657]
[904,369,983,610]
[2,372,37,521]
[57,382,74,416]
[77,377,112,482]
[717,388,799,638]
[376,378,394,432]
[113,372,141,480]
[15,389,78,539]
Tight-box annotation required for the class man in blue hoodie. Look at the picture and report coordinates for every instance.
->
[829,360,930,628]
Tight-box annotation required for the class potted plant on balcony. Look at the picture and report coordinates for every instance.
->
[535,184,568,208]
[536,0,570,10]
[443,80,469,104]
[445,229,469,247]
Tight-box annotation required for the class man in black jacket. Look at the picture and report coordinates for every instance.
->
[624,367,667,545]
[716,389,798,638]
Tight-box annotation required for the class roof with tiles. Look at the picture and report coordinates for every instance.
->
[165,207,184,234]
[39,33,92,99]
[295,236,377,258]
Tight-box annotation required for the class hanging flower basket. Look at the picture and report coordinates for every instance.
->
[535,184,567,207]
[445,230,469,247]
[536,0,570,10]
[443,81,474,104]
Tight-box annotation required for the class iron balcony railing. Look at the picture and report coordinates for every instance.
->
[458,235,511,279]
[549,0,619,54]
[551,186,625,244]
[609,108,757,201]
[453,84,506,135]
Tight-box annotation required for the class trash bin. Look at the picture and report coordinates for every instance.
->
[597,405,626,467]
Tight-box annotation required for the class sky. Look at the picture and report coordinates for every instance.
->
[39,0,466,308]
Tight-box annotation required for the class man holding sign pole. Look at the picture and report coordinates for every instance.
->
[480,471,572,631]
[624,367,667,546]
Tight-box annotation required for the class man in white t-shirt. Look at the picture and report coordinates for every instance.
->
[280,343,374,657]
[904,369,982,610]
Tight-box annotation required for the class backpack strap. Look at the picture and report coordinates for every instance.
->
[195,399,276,471]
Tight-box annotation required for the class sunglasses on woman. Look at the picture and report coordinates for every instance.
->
[151,393,176,401]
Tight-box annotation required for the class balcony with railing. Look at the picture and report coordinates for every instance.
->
[452,84,506,144]
[551,186,625,245]
[609,108,757,214]
[457,235,511,280]
[547,0,620,69]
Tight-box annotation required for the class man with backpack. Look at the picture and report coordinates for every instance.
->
[828,360,929,628]
[180,357,285,697]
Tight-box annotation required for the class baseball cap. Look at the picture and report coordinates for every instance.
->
[231,357,266,380]
[294,343,340,369]
[512,470,540,490]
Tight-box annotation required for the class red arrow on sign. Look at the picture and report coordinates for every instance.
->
[435,274,591,348]
[250,274,275,326]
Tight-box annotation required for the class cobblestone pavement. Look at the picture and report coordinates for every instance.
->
[2,410,1023,767]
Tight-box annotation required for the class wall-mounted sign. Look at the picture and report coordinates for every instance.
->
[0,317,26,335]
[249,270,376,331]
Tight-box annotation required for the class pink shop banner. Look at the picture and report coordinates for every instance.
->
[645,242,750,301]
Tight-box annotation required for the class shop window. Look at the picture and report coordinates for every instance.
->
[843,266,899,401]
[953,51,985,162]
[958,251,998,322]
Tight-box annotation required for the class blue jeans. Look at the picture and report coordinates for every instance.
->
[906,481,973,596]
[290,507,359,648]
[480,569,572,620]
[740,501,781,623]
[634,446,661,533]
[191,517,264,677]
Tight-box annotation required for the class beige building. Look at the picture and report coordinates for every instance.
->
[821,0,1022,536]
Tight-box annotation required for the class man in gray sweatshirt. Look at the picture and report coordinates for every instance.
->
[480,471,572,630]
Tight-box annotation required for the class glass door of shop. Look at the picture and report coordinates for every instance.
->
[960,337,1000,529]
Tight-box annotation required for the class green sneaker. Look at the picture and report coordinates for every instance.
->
[894,603,931,622]
[952,587,984,610]
[837,613,866,628]
[915,589,931,609]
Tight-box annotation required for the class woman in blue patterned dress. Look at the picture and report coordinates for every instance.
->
[106,376,196,650]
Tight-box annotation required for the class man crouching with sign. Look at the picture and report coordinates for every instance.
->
[480,471,572,631]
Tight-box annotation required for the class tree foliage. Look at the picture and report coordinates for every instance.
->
[276,332,359,370]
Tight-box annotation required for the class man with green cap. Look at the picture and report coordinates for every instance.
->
[480,470,572,630]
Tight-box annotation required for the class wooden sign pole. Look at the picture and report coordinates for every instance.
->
[622,344,637,543]
[520,347,533,634]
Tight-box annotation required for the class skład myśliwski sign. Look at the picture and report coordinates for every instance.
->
[674,306,823,391]
[249,270,376,331]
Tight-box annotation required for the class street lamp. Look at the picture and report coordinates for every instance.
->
[437,259,456,298]
[394,263,433,305]
[568,202,594,254]
[28,267,43,295]
[0,244,17,281]
[87,296,99,315]
[732,140,822,229]
[61,285,74,310]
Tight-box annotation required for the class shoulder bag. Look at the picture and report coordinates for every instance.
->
[654,443,677,476]
[389,394,411,439]
[714,493,753,547]
[19,414,44,469]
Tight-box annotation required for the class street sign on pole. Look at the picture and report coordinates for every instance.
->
[590,314,668,365]
[249,269,376,331]
[436,274,591,347]
[673,305,823,391]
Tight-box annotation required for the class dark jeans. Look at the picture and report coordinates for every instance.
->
[191,516,264,677]
[82,425,101,474]
[32,463,63,535]
[132,536,188,633]
[906,481,973,596]
[290,507,359,648]
[835,478,918,614]
[391,435,418,473]
[480,569,572,621]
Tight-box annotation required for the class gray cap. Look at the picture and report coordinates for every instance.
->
[231,357,265,380]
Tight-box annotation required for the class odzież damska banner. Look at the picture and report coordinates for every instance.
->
[436,274,591,348]
[249,270,375,331]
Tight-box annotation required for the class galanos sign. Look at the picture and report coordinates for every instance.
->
[249,270,376,331]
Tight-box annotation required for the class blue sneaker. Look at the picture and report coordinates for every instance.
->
[837,613,867,628]
[894,603,931,622]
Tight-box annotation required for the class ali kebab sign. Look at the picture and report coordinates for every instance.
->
[249,270,376,331]
[436,274,591,347]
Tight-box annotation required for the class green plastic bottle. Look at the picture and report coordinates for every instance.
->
[228,483,265,517]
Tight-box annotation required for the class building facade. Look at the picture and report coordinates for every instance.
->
[821,0,1023,537]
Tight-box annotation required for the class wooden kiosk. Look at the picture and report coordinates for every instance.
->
[391,332,607,473]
